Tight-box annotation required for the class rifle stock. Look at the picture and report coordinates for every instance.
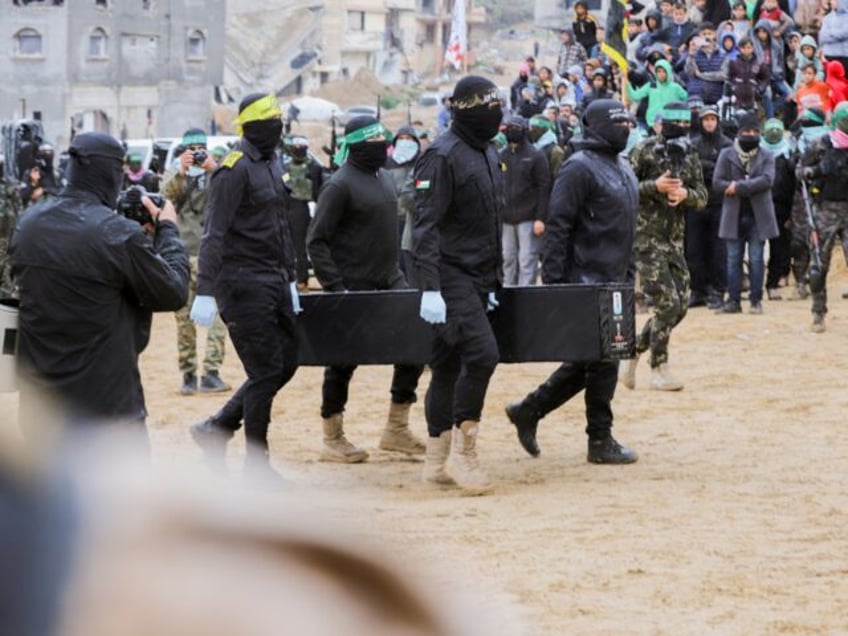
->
[801,180,825,293]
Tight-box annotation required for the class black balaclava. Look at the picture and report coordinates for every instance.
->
[450,75,503,149]
[582,99,632,154]
[505,115,528,144]
[239,93,284,158]
[345,115,388,172]
[66,132,126,207]
[737,113,761,152]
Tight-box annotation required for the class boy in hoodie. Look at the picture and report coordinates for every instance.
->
[793,35,825,91]
[582,68,616,111]
[753,19,791,118]
[627,58,689,128]
[720,30,741,60]
[726,37,769,112]
[826,59,848,105]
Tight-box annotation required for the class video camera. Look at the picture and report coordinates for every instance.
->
[116,185,164,226]
[654,137,689,178]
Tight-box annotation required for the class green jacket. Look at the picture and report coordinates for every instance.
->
[627,59,688,127]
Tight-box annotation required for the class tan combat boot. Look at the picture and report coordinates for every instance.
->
[422,431,455,486]
[320,413,368,463]
[811,313,826,333]
[619,354,640,390]
[788,282,810,301]
[379,402,425,454]
[445,421,493,496]
[650,363,684,391]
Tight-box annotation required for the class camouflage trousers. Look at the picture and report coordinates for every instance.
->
[176,257,227,375]
[0,236,15,299]
[810,200,848,316]
[634,248,690,368]
[790,190,810,286]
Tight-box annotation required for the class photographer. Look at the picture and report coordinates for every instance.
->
[162,128,231,396]
[10,132,189,434]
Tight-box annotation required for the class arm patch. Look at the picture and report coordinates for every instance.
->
[221,151,244,169]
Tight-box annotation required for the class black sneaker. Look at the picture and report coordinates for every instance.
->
[505,401,541,457]
[706,294,724,310]
[687,291,707,308]
[587,437,638,464]
[180,373,197,395]
[716,300,742,314]
[199,371,232,393]
[190,417,234,465]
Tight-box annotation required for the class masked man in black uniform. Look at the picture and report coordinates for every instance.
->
[505,99,640,465]
[11,132,189,436]
[413,76,504,495]
[307,116,425,463]
[189,93,301,483]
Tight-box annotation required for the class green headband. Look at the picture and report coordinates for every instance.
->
[334,122,388,166]
[182,133,207,146]
[529,116,555,131]
[660,108,691,122]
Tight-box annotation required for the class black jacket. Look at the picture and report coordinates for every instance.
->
[498,140,550,225]
[10,187,189,420]
[307,161,405,291]
[197,138,295,296]
[412,129,504,292]
[692,130,733,206]
[542,137,639,285]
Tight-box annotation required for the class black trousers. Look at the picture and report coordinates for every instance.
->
[321,364,424,418]
[424,284,499,437]
[685,204,726,296]
[288,199,312,285]
[767,201,792,289]
[215,279,298,445]
[524,360,619,440]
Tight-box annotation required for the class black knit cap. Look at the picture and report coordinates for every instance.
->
[393,125,419,144]
[345,115,379,136]
[737,111,760,133]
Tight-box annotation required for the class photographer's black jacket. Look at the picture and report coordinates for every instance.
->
[412,129,504,292]
[542,137,638,285]
[10,187,189,420]
[307,161,405,291]
[197,138,296,296]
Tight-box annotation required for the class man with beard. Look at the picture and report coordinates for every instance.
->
[189,93,300,484]
[504,100,640,464]
[307,116,425,463]
[413,75,504,495]
[10,132,189,434]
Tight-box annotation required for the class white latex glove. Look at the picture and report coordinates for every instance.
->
[487,291,499,312]
[290,282,303,315]
[419,291,447,324]
[190,295,218,327]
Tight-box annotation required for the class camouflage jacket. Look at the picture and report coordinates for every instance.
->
[629,136,707,253]
[0,182,23,298]
[162,170,210,255]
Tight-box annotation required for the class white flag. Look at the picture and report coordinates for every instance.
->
[444,0,466,70]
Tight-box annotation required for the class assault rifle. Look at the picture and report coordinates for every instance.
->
[800,180,825,294]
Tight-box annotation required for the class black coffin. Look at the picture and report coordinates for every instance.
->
[295,284,635,366]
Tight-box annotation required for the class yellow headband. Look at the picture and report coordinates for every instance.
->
[233,95,283,134]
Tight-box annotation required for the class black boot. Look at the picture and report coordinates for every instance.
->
[190,417,233,468]
[199,370,232,393]
[505,400,541,457]
[243,441,288,490]
[587,436,638,464]
[180,372,197,395]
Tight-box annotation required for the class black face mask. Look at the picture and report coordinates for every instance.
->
[66,133,126,207]
[662,123,689,139]
[348,140,388,172]
[291,146,308,162]
[738,134,760,152]
[505,129,525,143]
[243,119,284,157]
[452,105,504,148]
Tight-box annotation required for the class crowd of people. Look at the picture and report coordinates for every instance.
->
[2,0,848,497]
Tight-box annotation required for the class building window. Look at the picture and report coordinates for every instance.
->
[88,27,108,57]
[14,28,43,56]
[346,10,365,31]
[187,30,205,58]
[95,0,108,7]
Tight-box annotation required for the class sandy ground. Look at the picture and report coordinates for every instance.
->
[3,267,848,634]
